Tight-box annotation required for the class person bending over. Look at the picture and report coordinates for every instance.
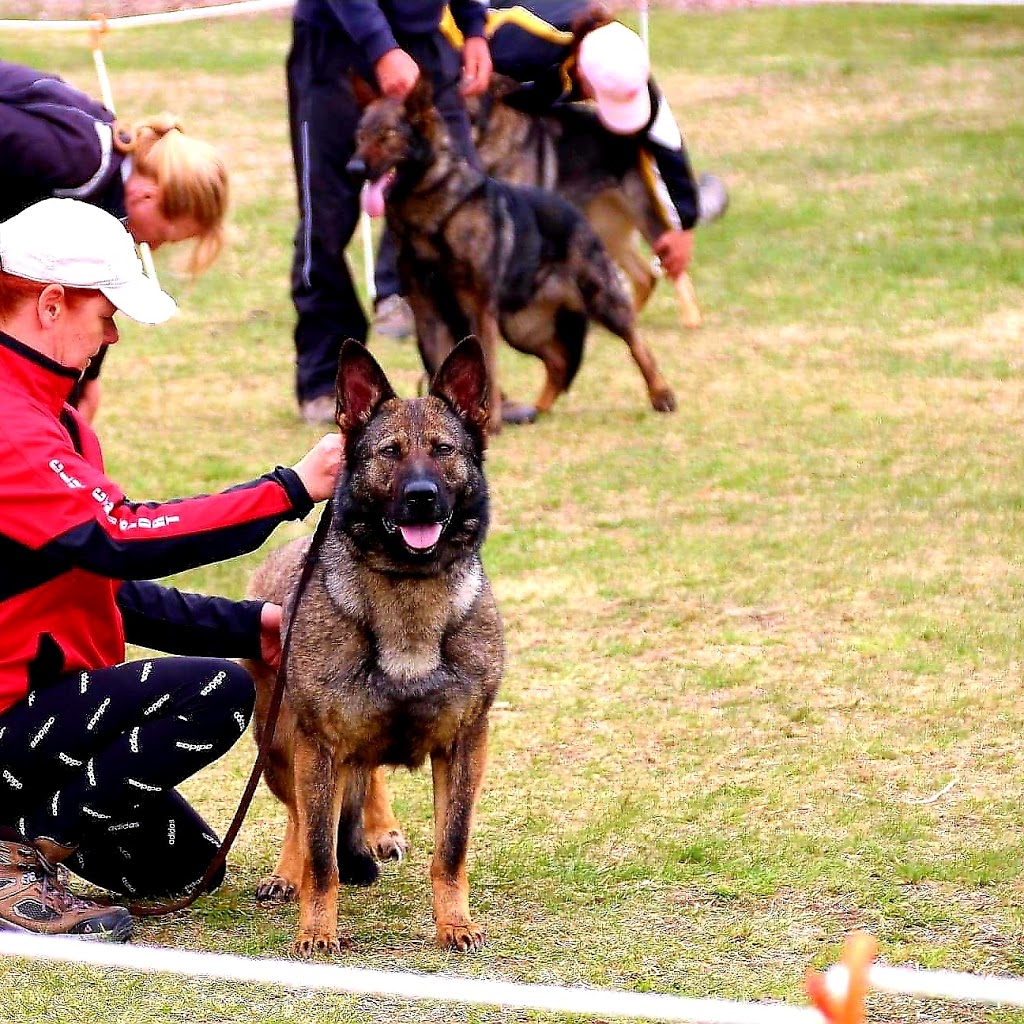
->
[0,199,342,942]
[287,0,492,425]
[0,60,230,422]
[371,0,712,329]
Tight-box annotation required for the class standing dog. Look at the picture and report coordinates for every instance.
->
[469,77,729,316]
[352,78,677,428]
[245,339,503,955]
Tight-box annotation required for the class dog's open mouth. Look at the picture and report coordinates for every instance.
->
[383,514,452,553]
[360,169,397,218]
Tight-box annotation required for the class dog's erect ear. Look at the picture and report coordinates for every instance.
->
[430,337,489,440]
[404,75,435,126]
[335,340,397,435]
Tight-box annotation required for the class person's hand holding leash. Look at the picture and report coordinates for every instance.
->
[460,36,492,97]
[654,228,694,279]
[292,432,344,502]
[376,48,421,100]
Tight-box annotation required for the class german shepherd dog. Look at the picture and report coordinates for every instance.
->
[245,339,503,955]
[351,78,677,428]
[469,76,729,315]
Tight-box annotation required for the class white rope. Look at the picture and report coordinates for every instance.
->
[8,934,1024,1019]
[0,933,823,1024]
[0,0,295,32]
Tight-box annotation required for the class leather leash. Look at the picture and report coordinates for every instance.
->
[129,498,335,918]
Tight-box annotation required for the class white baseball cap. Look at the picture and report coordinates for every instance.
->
[577,22,652,135]
[0,198,177,325]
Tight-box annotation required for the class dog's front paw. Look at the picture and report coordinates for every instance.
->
[650,386,677,413]
[368,827,408,863]
[437,920,485,952]
[294,929,349,957]
[255,874,297,904]
[337,846,380,886]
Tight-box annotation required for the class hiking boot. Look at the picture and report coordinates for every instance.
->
[299,394,337,427]
[372,295,415,340]
[0,838,132,941]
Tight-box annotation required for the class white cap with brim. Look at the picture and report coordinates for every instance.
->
[577,22,652,135]
[0,198,177,325]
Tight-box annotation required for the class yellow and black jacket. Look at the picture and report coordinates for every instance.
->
[442,0,699,230]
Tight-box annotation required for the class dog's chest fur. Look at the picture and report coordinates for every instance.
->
[285,533,490,767]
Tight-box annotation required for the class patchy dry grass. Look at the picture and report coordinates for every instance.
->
[1,5,1024,1023]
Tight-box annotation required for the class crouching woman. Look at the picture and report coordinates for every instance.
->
[0,199,342,941]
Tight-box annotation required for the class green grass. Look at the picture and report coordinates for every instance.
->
[3,4,1024,1022]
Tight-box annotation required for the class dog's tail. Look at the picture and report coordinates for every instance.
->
[573,226,637,341]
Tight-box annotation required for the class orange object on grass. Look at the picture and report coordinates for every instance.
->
[805,930,879,1024]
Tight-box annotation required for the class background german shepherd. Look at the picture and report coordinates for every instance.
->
[351,78,677,428]
[468,76,729,315]
[244,339,503,955]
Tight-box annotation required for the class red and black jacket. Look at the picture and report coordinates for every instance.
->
[0,332,314,716]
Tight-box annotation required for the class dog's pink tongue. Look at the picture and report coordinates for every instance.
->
[361,178,389,218]
[399,523,443,550]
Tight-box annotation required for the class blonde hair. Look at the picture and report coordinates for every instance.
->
[122,113,229,276]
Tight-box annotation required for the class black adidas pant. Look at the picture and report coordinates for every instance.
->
[0,657,254,899]
[288,18,480,403]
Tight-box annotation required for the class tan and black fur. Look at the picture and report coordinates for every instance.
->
[351,78,677,428]
[245,339,503,955]
[468,76,728,314]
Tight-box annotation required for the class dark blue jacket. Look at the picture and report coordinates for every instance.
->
[478,0,699,230]
[294,0,487,65]
[0,61,126,224]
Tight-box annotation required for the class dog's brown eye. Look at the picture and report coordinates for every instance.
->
[432,442,455,458]
[379,442,401,458]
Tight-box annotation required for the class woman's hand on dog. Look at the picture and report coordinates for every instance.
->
[376,48,421,100]
[460,37,493,97]
[292,432,344,502]
[260,602,284,669]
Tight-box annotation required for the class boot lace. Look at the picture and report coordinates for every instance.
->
[32,852,94,914]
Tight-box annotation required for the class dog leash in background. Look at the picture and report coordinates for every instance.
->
[129,497,336,918]
[88,13,160,285]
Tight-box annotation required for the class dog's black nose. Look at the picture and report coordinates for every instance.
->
[346,157,367,181]
[401,479,439,516]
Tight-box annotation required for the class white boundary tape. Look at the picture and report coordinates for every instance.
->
[7,933,1024,1019]
[0,0,295,32]
[8,934,1024,1020]
[0,932,825,1024]
[3,0,1023,33]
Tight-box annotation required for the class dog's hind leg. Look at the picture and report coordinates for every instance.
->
[585,191,658,313]
[363,767,408,863]
[429,724,489,951]
[256,812,301,904]
[575,233,677,413]
[335,765,380,887]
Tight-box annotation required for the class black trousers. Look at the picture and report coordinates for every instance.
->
[0,657,254,898]
[287,19,479,403]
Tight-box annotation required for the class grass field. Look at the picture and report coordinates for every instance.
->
[2,5,1024,1022]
